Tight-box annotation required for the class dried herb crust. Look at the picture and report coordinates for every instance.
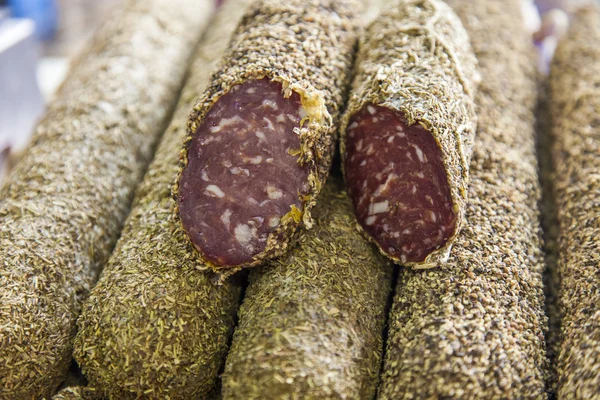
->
[73,0,253,399]
[340,0,479,268]
[378,1,548,398]
[549,5,600,399]
[174,0,362,271]
[221,177,393,399]
[0,0,213,398]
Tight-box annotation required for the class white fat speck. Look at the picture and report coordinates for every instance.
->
[244,155,263,164]
[247,87,256,94]
[360,160,367,166]
[387,136,394,143]
[365,216,377,225]
[248,198,258,205]
[412,185,417,194]
[375,173,382,180]
[209,115,244,133]
[402,228,411,234]
[374,173,397,196]
[372,117,379,123]
[429,210,437,222]
[205,185,225,198]
[220,209,232,226]
[266,185,283,200]
[400,254,407,263]
[234,224,256,248]
[230,167,250,176]
[383,224,389,232]
[393,232,401,238]
[359,193,368,205]
[263,117,275,131]
[397,132,406,138]
[201,171,209,181]
[266,158,274,163]
[349,121,358,130]
[416,172,425,179]
[369,200,389,215]
[269,217,280,228]
[299,108,307,119]
[203,135,221,145]
[348,131,355,138]
[276,114,285,123]
[414,145,424,162]
[367,105,376,115]
[424,238,432,245]
[406,151,413,160]
[223,160,232,168]
[426,195,434,205]
[362,181,368,189]
[262,99,278,110]
[366,144,375,156]
[256,130,267,141]
[356,139,363,151]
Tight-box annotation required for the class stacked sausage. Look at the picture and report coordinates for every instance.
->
[5,0,600,397]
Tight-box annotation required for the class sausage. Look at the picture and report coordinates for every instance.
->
[174,0,361,271]
[549,5,600,399]
[0,0,214,398]
[339,0,479,268]
[220,176,393,399]
[378,1,548,398]
[72,0,251,398]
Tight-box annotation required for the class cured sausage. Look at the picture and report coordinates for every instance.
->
[378,1,548,397]
[221,177,393,399]
[175,0,361,270]
[0,0,214,398]
[72,0,250,398]
[340,0,479,267]
[549,5,600,399]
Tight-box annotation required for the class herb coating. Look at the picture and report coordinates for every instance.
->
[549,5,600,398]
[0,0,213,398]
[378,1,548,398]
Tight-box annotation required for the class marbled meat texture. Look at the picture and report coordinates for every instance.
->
[176,0,362,271]
[378,0,549,398]
[72,0,251,398]
[178,79,308,267]
[0,0,214,398]
[549,5,600,399]
[340,0,479,268]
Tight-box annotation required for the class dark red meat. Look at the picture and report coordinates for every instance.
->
[178,78,309,267]
[344,104,456,263]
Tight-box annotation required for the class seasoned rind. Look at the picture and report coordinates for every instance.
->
[378,1,548,398]
[221,177,393,399]
[175,0,362,271]
[549,5,600,399]
[340,0,479,268]
[0,0,213,398]
[72,1,252,399]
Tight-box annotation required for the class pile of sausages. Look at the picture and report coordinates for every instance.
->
[1,0,599,399]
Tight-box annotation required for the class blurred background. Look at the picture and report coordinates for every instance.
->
[0,0,597,184]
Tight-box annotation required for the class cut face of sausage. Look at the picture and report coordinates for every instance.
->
[344,104,456,264]
[178,78,309,267]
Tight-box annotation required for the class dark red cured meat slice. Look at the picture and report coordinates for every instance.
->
[178,78,309,267]
[344,104,456,264]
